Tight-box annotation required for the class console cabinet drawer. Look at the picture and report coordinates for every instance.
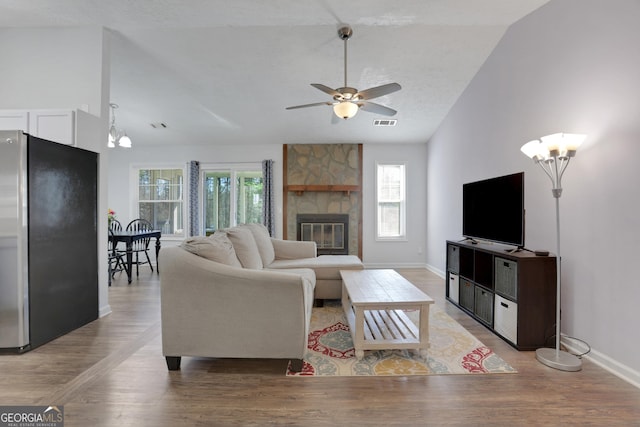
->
[474,286,493,326]
[494,295,518,344]
[448,273,459,304]
[459,279,474,312]
[447,245,460,273]
[495,257,517,300]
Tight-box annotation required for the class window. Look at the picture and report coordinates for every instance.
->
[137,168,184,237]
[376,162,406,240]
[203,165,263,234]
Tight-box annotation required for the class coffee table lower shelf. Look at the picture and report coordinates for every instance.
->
[344,305,429,359]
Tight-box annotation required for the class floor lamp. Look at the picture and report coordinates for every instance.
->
[520,132,586,372]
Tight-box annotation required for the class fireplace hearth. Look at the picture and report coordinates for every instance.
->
[296,214,349,255]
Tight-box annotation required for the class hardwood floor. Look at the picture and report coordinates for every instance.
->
[1,267,639,426]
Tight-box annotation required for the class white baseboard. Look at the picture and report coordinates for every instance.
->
[562,335,640,390]
[426,263,445,278]
[363,262,429,269]
[99,304,113,318]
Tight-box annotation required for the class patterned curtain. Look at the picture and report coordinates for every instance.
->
[262,159,275,236]
[188,160,200,236]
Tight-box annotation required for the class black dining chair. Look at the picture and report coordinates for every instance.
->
[109,219,123,232]
[108,228,126,286]
[109,219,125,252]
[126,218,154,277]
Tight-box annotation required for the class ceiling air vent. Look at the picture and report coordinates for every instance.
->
[150,122,167,129]
[373,119,397,127]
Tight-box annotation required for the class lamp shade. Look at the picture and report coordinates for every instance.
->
[333,101,359,119]
[540,133,563,153]
[520,139,545,160]
[541,133,586,157]
[118,134,132,148]
[563,133,587,151]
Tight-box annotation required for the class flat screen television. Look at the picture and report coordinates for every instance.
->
[462,172,525,248]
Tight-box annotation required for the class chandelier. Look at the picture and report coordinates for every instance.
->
[108,103,132,148]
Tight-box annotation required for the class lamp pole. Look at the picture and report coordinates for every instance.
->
[520,133,585,372]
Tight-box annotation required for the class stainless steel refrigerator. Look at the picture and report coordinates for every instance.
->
[0,130,98,352]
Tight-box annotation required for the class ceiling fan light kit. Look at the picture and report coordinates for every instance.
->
[286,25,401,120]
[334,101,359,119]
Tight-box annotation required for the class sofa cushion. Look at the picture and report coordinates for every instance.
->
[271,238,317,260]
[241,223,275,266]
[225,227,263,269]
[267,255,363,280]
[179,233,242,267]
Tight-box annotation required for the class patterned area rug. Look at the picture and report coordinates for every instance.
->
[287,302,516,376]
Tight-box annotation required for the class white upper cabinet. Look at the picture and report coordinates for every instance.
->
[0,109,75,145]
[0,110,29,133]
[28,110,75,145]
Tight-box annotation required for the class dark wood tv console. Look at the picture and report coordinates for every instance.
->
[446,240,557,350]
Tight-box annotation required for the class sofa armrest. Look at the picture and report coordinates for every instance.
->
[160,247,314,361]
[271,238,317,260]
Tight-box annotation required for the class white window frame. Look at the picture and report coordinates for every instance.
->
[199,162,262,233]
[375,162,407,241]
[130,163,186,240]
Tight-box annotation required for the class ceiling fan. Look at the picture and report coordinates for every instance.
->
[286,25,401,120]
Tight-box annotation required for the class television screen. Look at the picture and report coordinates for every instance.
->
[462,172,524,247]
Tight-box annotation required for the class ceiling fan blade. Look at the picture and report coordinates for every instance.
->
[356,82,402,100]
[358,101,397,116]
[286,101,333,110]
[311,83,341,97]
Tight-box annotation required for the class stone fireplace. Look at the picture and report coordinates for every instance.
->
[297,214,349,255]
[283,144,363,258]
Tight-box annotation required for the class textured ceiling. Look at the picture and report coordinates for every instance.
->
[0,0,550,146]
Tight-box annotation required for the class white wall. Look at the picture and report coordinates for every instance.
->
[426,0,640,384]
[363,143,428,267]
[0,27,112,317]
[108,142,429,267]
[108,143,284,241]
[0,28,105,116]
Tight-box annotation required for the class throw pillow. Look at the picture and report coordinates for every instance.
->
[225,227,263,269]
[240,223,275,266]
[179,233,242,267]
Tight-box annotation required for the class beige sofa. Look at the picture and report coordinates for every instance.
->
[159,223,363,371]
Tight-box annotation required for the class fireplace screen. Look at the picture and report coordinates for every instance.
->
[297,214,349,255]
[300,223,344,250]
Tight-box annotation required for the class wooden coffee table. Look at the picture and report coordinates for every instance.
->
[340,269,434,359]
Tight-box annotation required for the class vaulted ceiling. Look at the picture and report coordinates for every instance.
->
[0,0,550,147]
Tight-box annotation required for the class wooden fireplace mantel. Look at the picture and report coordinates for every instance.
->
[286,184,360,196]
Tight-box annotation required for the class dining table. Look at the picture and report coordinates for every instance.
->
[109,229,161,283]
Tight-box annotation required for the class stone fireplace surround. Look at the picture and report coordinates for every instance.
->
[283,144,363,259]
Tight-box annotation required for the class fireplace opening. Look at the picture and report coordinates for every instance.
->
[296,214,349,255]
